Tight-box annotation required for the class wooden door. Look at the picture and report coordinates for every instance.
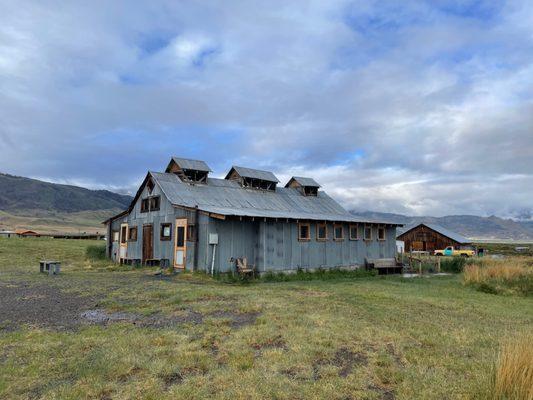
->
[119,223,128,262]
[174,219,187,269]
[142,224,153,263]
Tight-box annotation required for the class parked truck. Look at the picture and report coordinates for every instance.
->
[434,246,475,257]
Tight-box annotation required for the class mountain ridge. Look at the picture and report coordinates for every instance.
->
[350,211,533,240]
[0,173,132,233]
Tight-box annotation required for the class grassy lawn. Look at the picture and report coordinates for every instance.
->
[0,238,532,399]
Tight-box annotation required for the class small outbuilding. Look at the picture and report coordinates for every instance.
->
[397,223,472,253]
[0,230,15,238]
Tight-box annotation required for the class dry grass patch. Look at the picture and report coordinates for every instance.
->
[464,258,533,296]
[491,333,533,400]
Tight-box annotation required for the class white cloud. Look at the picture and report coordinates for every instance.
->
[0,0,532,218]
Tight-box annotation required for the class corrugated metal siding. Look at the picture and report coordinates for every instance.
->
[171,157,211,172]
[229,166,279,182]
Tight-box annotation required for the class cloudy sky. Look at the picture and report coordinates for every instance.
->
[1,1,532,218]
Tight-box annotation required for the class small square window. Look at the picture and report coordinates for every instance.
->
[128,227,137,242]
[364,225,372,241]
[160,223,172,241]
[298,222,311,241]
[334,224,344,241]
[378,226,386,241]
[349,224,359,240]
[316,223,327,241]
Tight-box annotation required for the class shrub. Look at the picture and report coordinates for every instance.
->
[85,244,106,261]
[440,257,467,273]
[490,333,533,400]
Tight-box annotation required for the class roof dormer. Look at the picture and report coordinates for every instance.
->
[225,166,279,191]
[165,157,211,183]
[285,176,320,196]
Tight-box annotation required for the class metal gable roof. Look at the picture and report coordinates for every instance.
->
[399,223,471,244]
[227,166,279,183]
[170,157,212,172]
[150,172,401,224]
[287,176,321,188]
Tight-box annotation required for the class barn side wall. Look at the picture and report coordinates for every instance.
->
[257,221,396,272]
[202,218,397,273]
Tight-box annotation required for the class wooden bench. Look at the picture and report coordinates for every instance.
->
[365,258,402,275]
[40,260,61,275]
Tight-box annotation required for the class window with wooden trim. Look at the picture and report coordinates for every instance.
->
[349,224,359,240]
[187,224,197,242]
[120,225,127,244]
[112,231,119,242]
[364,225,372,240]
[141,196,161,213]
[141,198,149,213]
[334,224,344,241]
[378,226,386,241]
[149,196,160,211]
[160,223,172,241]
[298,222,311,241]
[128,227,137,241]
[316,223,327,241]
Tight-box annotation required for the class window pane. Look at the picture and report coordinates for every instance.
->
[163,226,171,237]
[176,226,185,247]
[350,226,358,239]
[299,224,309,240]
[335,226,343,239]
[317,225,326,239]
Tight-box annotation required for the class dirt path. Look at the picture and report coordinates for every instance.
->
[0,281,98,331]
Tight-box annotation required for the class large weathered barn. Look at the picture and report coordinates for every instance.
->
[397,223,472,253]
[104,157,402,273]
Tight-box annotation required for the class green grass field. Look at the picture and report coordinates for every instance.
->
[0,238,532,399]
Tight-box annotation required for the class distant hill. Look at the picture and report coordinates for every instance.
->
[351,211,533,240]
[0,173,132,233]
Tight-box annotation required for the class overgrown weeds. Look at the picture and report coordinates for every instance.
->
[490,333,533,400]
[85,244,107,261]
[440,257,467,273]
[213,267,377,284]
[463,258,533,296]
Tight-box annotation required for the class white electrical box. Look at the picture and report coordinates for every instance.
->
[209,233,219,245]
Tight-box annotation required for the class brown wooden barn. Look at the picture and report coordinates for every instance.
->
[397,223,472,253]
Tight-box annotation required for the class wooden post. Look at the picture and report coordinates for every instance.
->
[418,260,422,275]
[437,257,441,273]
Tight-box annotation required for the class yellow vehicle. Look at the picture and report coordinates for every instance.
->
[434,246,475,257]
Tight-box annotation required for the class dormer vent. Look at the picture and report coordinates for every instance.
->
[285,176,320,196]
[225,166,279,191]
[165,157,212,183]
